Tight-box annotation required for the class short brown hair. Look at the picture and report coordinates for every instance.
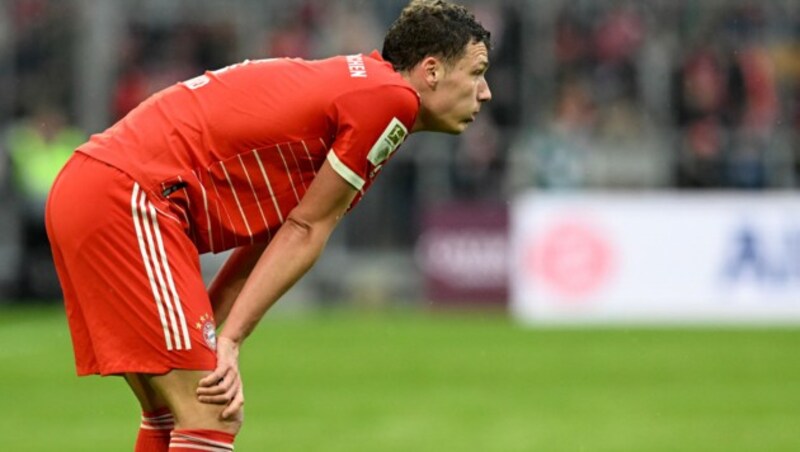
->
[382,0,491,72]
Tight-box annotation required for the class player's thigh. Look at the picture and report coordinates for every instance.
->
[147,370,242,433]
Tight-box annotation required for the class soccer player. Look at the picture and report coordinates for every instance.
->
[45,0,491,450]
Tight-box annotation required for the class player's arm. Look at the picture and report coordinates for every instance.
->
[198,160,357,417]
[218,159,356,342]
[207,242,268,325]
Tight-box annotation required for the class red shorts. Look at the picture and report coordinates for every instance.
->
[45,153,217,376]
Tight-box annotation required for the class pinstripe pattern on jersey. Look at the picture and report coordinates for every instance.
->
[283,143,310,191]
[276,144,301,203]
[238,153,272,241]
[300,141,318,177]
[187,138,329,253]
[252,149,285,224]
[220,160,254,244]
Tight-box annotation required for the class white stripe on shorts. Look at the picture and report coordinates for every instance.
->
[131,183,192,351]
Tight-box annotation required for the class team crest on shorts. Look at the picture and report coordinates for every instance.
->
[195,313,217,350]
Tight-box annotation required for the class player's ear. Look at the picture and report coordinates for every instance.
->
[420,56,442,89]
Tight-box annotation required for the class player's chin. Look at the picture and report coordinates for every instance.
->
[447,119,473,135]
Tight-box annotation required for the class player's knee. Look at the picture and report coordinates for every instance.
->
[224,410,244,435]
[209,404,243,435]
[173,404,243,435]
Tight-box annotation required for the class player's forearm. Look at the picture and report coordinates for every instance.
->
[218,216,333,344]
[208,242,268,325]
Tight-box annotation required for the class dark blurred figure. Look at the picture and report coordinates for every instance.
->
[673,44,730,187]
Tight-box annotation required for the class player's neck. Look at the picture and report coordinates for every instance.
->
[399,70,429,134]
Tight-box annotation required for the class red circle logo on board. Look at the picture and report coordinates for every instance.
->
[525,221,614,298]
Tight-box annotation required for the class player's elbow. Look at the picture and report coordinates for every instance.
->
[282,214,333,266]
[284,214,314,237]
[284,207,341,240]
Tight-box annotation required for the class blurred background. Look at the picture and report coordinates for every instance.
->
[1,1,800,451]
[0,0,799,313]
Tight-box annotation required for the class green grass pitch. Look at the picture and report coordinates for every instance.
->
[1,304,799,451]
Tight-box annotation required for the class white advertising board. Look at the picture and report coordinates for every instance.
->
[510,193,800,324]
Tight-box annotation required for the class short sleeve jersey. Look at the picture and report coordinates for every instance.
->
[78,51,419,254]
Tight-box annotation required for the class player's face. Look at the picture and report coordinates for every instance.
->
[425,41,492,134]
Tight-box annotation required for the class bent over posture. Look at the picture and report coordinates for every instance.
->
[46,1,491,450]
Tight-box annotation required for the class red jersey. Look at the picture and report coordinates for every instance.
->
[79,51,419,254]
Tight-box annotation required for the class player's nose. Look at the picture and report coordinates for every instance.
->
[478,79,492,102]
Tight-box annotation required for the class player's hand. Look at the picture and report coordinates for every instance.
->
[197,336,244,420]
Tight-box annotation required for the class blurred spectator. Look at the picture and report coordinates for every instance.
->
[5,105,83,207]
[591,5,644,105]
[507,76,595,191]
[3,105,84,299]
[673,44,730,187]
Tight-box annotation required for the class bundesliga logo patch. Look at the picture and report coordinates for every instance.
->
[195,313,217,351]
[367,117,407,167]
